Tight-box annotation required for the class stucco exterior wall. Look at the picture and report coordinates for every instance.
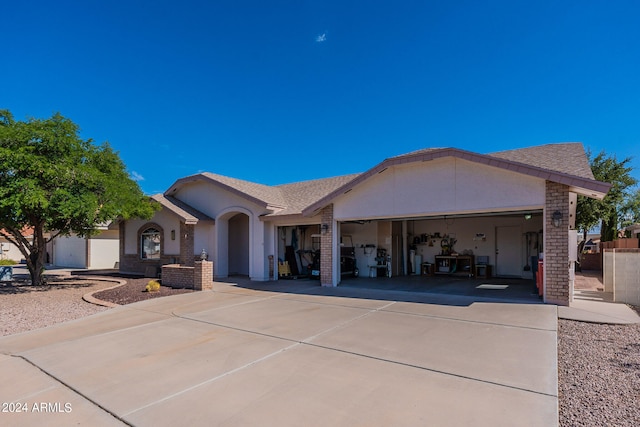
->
[0,240,26,263]
[333,158,545,220]
[124,210,181,256]
[174,181,271,280]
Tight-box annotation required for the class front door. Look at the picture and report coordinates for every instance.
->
[495,226,522,277]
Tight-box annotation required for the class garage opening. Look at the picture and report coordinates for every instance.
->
[338,211,544,299]
[276,225,321,279]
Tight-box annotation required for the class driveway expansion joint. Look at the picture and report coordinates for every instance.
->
[11,354,133,427]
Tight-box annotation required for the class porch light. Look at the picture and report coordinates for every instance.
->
[321,223,329,234]
[552,210,563,227]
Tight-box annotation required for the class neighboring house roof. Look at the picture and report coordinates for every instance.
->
[625,223,640,234]
[151,194,214,225]
[302,143,610,216]
[0,226,34,239]
[161,143,611,221]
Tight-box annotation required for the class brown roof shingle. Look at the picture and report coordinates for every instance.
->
[271,174,361,217]
[488,143,595,180]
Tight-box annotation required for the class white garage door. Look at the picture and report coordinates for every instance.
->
[89,238,119,269]
[54,236,87,268]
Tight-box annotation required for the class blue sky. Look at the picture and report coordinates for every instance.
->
[3,0,640,194]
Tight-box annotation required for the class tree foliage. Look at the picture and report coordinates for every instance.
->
[0,109,158,285]
[576,150,638,241]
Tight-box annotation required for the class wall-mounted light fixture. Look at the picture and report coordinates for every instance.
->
[321,223,329,234]
[171,230,175,240]
[552,210,563,227]
[524,214,532,220]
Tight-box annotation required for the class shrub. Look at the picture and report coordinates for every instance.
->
[0,259,17,266]
[145,279,161,292]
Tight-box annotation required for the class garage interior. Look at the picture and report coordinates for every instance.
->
[276,210,544,301]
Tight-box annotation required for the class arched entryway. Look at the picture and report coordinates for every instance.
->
[215,208,251,279]
[228,213,249,275]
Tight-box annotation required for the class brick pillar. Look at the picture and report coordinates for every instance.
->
[180,223,195,266]
[194,260,213,291]
[320,204,334,286]
[544,181,570,305]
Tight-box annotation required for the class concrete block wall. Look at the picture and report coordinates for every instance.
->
[603,250,614,293]
[605,249,640,305]
[544,181,570,306]
[320,204,334,286]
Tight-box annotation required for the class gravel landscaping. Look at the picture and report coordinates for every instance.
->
[558,314,640,427]
[1,271,638,426]
[0,272,192,336]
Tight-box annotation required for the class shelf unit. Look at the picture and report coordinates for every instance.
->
[434,255,474,276]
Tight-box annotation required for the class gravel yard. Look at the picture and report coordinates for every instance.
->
[1,271,638,426]
[0,273,192,337]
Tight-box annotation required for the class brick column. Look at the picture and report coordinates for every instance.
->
[544,181,570,305]
[194,260,213,291]
[180,223,195,266]
[320,205,334,286]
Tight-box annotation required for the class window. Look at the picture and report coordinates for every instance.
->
[140,227,161,259]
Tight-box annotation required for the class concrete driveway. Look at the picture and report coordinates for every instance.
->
[0,281,558,426]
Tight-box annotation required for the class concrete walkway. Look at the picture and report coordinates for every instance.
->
[0,281,559,426]
[559,270,640,325]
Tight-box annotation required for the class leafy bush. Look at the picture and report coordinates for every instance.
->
[0,259,17,266]
[144,279,161,292]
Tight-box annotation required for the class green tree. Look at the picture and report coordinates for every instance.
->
[576,150,637,241]
[621,188,640,230]
[0,110,158,286]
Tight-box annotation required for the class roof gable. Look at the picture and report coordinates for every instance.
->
[165,172,287,210]
[152,194,214,224]
[302,143,610,216]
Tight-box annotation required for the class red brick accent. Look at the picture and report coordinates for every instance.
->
[320,205,334,286]
[162,260,214,290]
[544,181,570,305]
[194,260,214,290]
[162,264,194,288]
[181,223,195,266]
